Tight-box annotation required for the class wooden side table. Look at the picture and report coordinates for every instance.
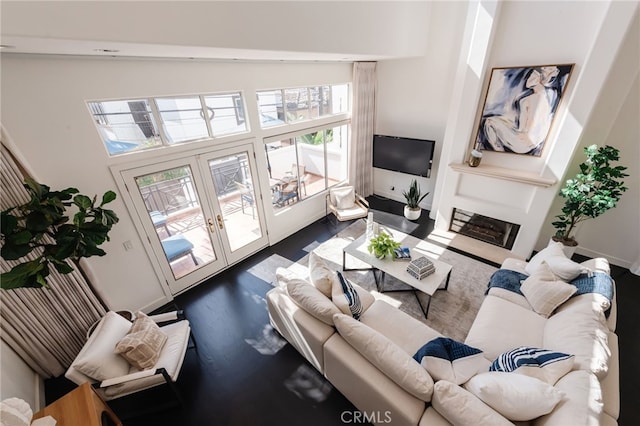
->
[32,382,122,426]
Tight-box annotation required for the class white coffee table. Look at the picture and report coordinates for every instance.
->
[342,226,452,318]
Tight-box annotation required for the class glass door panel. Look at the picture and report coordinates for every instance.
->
[121,158,227,294]
[199,145,268,263]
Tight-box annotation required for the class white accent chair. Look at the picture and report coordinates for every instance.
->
[65,311,194,404]
[326,185,369,223]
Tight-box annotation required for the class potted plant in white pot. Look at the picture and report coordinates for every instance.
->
[367,231,400,259]
[402,179,429,221]
[551,144,628,256]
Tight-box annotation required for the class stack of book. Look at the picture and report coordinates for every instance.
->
[393,246,412,261]
[406,256,436,280]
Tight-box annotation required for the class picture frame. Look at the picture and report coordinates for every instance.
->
[473,64,574,156]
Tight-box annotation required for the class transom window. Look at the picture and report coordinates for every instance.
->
[88,92,247,156]
[88,99,163,155]
[257,84,349,129]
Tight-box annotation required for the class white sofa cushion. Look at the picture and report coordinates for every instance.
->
[432,380,513,426]
[333,313,434,401]
[533,370,604,426]
[359,300,442,355]
[544,298,611,378]
[520,262,577,318]
[286,277,341,326]
[73,311,132,381]
[489,346,574,385]
[464,372,564,421]
[308,251,335,298]
[465,295,546,361]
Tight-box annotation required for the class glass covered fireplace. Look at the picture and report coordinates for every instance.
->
[449,208,520,250]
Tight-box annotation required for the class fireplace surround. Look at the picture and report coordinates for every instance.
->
[449,208,520,250]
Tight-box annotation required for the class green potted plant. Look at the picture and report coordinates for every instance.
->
[551,144,628,251]
[402,179,429,221]
[1,177,119,289]
[367,231,401,259]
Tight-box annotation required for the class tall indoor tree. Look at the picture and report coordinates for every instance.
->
[1,177,119,289]
[552,144,628,247]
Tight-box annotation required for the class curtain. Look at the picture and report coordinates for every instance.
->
[0,143,106,378]
[349,62,377,197]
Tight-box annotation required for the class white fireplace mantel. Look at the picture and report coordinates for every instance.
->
[449,163,557,188]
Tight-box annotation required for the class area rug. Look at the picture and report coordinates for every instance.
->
[269,220,499,343]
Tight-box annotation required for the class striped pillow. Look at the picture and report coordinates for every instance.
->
[490,346,574,385]
[332,271,374,320]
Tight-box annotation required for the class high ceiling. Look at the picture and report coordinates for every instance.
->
[1,1,432,62]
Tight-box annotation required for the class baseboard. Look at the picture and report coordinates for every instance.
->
[141,295,176,314]
[575,246,632,269]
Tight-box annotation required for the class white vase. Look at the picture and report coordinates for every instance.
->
[404,205,421,221]
[548,237,577,258]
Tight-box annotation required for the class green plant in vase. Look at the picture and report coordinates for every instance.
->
[552,144,628,247]
[402,179,429,221]
[367,231,400,259]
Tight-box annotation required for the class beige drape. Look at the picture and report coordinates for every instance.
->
[1,143,106,378]
[349,62,377,197]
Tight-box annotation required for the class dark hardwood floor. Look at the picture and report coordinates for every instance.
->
[43,197,640,425]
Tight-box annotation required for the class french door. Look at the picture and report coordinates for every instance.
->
[118,144,267,294]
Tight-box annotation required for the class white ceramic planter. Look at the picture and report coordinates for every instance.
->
[404,206,421,221]
[548,237,577,258]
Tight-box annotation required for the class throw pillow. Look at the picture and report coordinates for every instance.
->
[333,313,434,401]
[489,347,574,385]
[333,187,355,209]
[331,271,374,320]
[525,242,586,281]
[413,337,487,385]
[74,311,132,381]
[520,262,577,318]
[286,278,341,325]
[115,311,168,370]
[432,380,513,426]
[464,372,565,421]
[308,251,336,298]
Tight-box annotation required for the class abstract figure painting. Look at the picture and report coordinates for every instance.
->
[474,64,574,156]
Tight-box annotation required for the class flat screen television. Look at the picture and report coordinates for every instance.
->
[372,134,435,178]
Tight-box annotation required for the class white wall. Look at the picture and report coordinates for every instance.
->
[0,340,43,411]
[1,55,351,311]
[431,0,638,262]
[538,10,639,267]
[374,1,468,209]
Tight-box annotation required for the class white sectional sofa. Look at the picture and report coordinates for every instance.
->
[266,246,619,425]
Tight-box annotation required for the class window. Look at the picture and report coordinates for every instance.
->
[88,99,162,155]
[266,123,348,211]
[204,93,248,136]
[257,84,349,129]
[89,92,248,156]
